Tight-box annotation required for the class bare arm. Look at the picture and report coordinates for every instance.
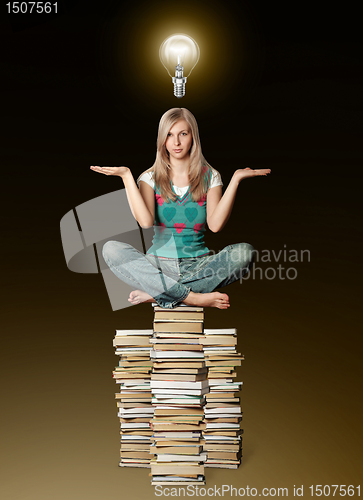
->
[207,167,271,233]
[90,166,154,228]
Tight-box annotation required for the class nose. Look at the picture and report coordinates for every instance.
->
[174,135,181,146]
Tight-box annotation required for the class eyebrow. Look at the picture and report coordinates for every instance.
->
[169,129,189,133]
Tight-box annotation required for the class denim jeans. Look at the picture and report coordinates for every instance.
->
[102,241,255,309]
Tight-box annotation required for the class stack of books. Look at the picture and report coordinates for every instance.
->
[149,305,207,487]
[201,328,244,468]
[113,329,154,468]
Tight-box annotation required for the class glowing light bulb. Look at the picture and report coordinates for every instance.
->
[159,34,200,98]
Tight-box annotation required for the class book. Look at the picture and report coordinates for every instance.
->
[200,337,237,345]
[152,361,205,369]
[152,398,205,405]
[153,344,203,351]
[153,368,207,375]
[154,407,204,415]
[113,337,152,346]
[116,330,153,335]
[152,333,203,339]
[151,373,207,382]
[154,311,204,321]
[156,453,207,462]
[152,389,208,396]
[151,482,206,486]
[151,351,204,359]
[151,338,203,344]
[151,446,202,454]
[153,322,203,333]
[150,464,205,475]
[151,380,208,390]
[204,329,237,335]
[120,451,152,459]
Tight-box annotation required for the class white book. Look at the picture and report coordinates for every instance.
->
[204,329,237,335]
[206,423,241,428]
[156,453,207,462]
[152,398,205,405]
[121,435,151,440]
[150,338,202,344]
[208,379,234,385]
[154,405,199,410]
[119,408,155,414]
[119,391,152,395]
[205,413,242,418]
[204,435,241,441]
[205,408,241,414]
[152,394,206,399]
[116,347,151,351]
[120,381,151,385]
[208,383,242,388]
[120,415,153,419]
[116,329,153,335]
[152,393,205,398]
[120,382,151,387]
[152,432,201,438]
[151,351,204,358]
[151,380,208,390]
[152,476,205,482]
[152,389,208,396]
[152,482,206,486]
[203,347,236,351]
[116,379,150,384]
[119,422,151,428]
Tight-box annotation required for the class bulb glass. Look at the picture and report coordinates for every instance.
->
[159,34,200,77]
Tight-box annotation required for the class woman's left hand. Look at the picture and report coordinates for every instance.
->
[233,167,271,183]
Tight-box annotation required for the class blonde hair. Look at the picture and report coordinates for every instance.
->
[141,108,212,202]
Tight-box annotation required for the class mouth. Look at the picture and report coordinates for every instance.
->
[173,149,182,153]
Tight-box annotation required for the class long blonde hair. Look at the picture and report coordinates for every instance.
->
[142,108,212,202]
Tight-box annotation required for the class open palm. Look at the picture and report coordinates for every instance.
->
[234,167,271,182]
[90,165,130,177]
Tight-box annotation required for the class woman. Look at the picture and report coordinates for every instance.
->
[91,108,270,309]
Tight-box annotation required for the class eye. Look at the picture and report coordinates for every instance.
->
[167,133,172,137]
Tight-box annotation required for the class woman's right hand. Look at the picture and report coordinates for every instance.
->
[90,165,130,178]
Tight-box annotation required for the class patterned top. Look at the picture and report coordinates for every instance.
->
[138,167,223,259]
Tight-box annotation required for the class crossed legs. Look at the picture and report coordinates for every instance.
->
[102,241,254,309]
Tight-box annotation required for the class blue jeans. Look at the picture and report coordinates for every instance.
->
[102,241,255,309]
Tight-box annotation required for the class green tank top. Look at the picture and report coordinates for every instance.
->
[146,167,212,259]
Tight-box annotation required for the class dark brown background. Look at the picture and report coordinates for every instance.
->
[1,0,362,498]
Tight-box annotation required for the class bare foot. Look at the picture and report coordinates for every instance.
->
[128,289,230,309]
[183,291,230,309]
[128,290,154,305]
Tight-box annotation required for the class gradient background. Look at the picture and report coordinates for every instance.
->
[1,0,362,498]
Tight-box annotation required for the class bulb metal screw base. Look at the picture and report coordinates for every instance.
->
[172,76,187,98]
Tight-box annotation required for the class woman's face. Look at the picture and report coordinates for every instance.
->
[165,119,193,162]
